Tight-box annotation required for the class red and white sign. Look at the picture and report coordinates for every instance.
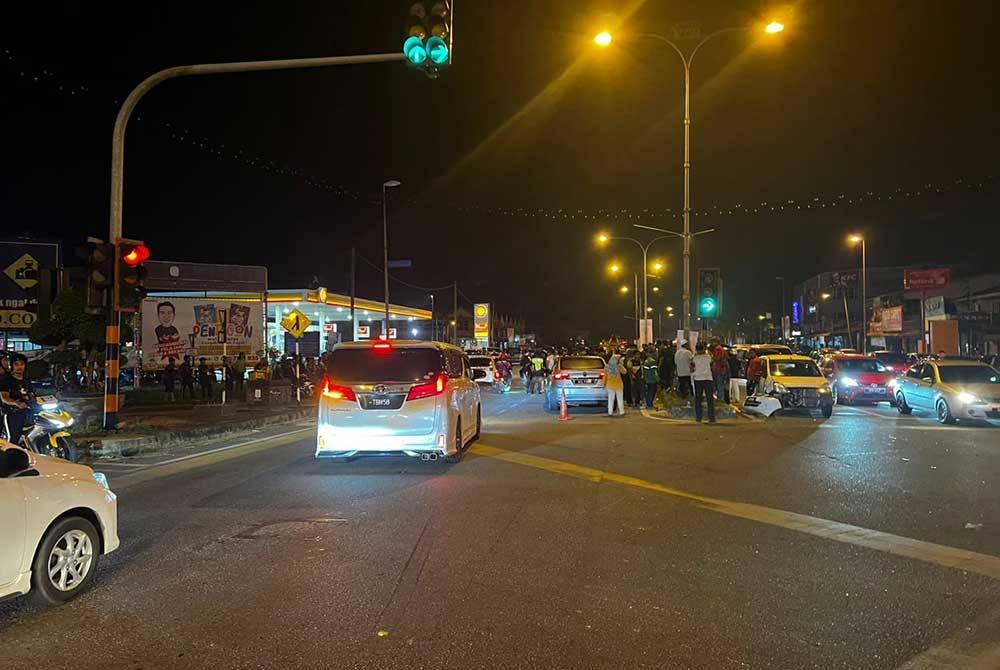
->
[904,269,950,290]
[356,325,370,339]
[881,305,903,333]
[388,328,398,339]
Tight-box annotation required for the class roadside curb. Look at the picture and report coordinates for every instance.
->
[82,407,315,460]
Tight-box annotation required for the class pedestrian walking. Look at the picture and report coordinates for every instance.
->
[692,343,716,423]
[675,342,693,399]
[163,357,177,402]
[642,350,659,409]
[605,352,626,416]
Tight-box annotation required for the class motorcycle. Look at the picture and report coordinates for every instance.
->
[19,395,78,462]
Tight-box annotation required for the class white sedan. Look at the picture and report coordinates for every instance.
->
[0,443,120,604]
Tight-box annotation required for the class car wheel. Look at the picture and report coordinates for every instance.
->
[896,392,912,414]
[473,406,481,441]
[821,404,833,419]
[936,399,955,424]
[31,517,101,605]
[445,419,463,463]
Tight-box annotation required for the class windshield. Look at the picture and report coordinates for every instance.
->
[874,352,908,365]
[938,365,1000,384]
[754,346,792,356]
[837,358,886,373]
[770,361,823,377]
[469,357,493,367]
[560,356,606,370]
[327,348,442,383]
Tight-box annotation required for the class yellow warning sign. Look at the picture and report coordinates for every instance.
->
[4,254,40,290]
[280,308,313,339]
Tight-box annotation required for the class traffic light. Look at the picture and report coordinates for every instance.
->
[403,2,452,76]
[85,240,115,311]
[698,268,721,318]
[116,238,149,312]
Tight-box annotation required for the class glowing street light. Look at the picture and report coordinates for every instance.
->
[820,293,832,300]
[620,285,629,294]
[596,232,610,244]
[608,261,622,274]
[764,21,785,34]
[651,260,664,272]
[594,31,613,47]
[847,233,868,353]
[652,286,660,293]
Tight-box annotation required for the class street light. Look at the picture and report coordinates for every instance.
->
[597,231,675,344]
[382,179,402,336]
[594,21,785,331]
[619,285,629,294]
[847,233,867,353]
[608,261,622,274]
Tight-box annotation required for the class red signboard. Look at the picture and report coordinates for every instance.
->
[904,269,950,290]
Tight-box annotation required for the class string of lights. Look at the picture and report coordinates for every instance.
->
[449,174,997,222]
[1,48,364,200]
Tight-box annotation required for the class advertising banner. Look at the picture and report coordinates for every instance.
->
[142,297,263,370]
[474,303,490,344]
[904,268,950,290]
[0,240,60,330]
[881,305,903,332]
[925,296,946,319]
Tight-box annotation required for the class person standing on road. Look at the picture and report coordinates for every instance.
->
[675,342,693,399]
[659,344,676,393]
[163,357,177,402]
[711,341,730,403]
[179,356,196,400]
[642,350,659,409]
[746,352,763,396]
[197,357,214,401]
[233,352,247,399]
[692,343,716,423]
[605,352,626,416]
[628,352,644,407]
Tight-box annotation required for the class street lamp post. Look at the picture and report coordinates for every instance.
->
[598,232,672,344]
[102,50,406,431]
[382,179,401,337]
[776,276,786,340]
[595,22,784,331]
[848,234,867,353]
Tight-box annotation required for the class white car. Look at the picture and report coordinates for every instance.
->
[468,355,497,384]
[0,444,119,604]
[316,340,483,462]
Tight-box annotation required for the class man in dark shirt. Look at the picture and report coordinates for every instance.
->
[1,354,38,443]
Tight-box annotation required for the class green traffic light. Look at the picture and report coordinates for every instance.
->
[403,36,428,65]
[699,298,717,317]
[426,36,449,65]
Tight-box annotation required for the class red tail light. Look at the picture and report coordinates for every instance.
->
[494,371,501,380]
[322,376,356,402]
[372,341,393,354]
[553,371,571,380]
[407,373,448,401]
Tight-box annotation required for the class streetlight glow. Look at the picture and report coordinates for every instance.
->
[652,286,660,292]
[620,285,629,294]
[596,232,610,244]
[821,293,832,300]
[652,261,664,272]
[764,21,785,34]
[607,261,622,275]
[594,31,613,47]
[847,233,864,245]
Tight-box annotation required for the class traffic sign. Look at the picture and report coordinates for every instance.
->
[4,253,40,290]
[280,308,312,339]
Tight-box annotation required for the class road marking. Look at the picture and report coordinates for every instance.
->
[112,428,313,490]
[470,442,1000,581]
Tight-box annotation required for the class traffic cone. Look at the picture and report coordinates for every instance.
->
[559,387,571,421]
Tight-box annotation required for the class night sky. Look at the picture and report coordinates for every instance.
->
[3,1,998,340]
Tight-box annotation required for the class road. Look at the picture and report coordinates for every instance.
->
[3,386,1000,669]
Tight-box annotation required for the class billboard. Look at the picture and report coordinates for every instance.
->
[881,305,903,332]
[904,268,950,290]
[0,240,60,330]
[141,297,263,370]
[474,303,490,344]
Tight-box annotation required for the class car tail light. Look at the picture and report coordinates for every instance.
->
[494,371,501,380]
[372,341,393,354]
[553,371,571,380]
[322,376,356,401]
[407,373,448,401]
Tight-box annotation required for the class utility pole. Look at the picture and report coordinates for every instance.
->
[349,246,356,342]
[453,282,458,346]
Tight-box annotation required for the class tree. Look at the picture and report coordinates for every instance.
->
[29,288,132,351]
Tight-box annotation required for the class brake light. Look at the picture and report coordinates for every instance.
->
[554,371,571,380]
[372,341,393,354]
[494,371,501,380]
[407,373,448,401]
[321,376,356,401]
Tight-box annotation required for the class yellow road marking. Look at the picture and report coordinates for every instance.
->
[113,429,313,490]
[470,442,1000,580]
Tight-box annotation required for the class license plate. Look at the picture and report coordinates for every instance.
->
[574,379,596,385]
[368,396,392,407]
[869,385,885,393]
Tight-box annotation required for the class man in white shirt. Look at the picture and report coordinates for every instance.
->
[674,343,693,399]
[691,343,716,423]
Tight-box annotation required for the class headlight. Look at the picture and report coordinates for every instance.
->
[840,376,859,387]
[773,382,788,393]
[93,472,110,490]
[957,392,985,405]
[41,401,58,410]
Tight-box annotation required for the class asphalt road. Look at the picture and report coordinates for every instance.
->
[3,385,1000,669]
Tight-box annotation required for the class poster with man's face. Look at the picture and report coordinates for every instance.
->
[142,298,263,370]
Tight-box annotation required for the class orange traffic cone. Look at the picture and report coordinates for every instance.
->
[559,388,571,421]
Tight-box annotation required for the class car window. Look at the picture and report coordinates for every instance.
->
[444,351,464,379]
[770,360,823,377]
[938,365,1000,384]
[918,364,933,380]
[327,347,442,383]
[836,358,886,373]
[559,356,606,370]
[469,356,493,367]
[906,365,922,379]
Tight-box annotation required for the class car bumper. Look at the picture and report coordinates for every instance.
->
[958,404,1000,424]
[840,386,891,402]
[547,386,608,405]
[315,425,446,457]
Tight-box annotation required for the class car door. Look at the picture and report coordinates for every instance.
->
[0,477,27,588]
[908,364,935,409]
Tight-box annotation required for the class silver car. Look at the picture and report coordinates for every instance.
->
[893,359,1000,424]
[316,341,483,462]
[544,355,608,411]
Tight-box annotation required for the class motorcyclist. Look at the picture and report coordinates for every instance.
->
[1,354,39,443]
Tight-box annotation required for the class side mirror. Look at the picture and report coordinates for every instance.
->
[472,369,487,380]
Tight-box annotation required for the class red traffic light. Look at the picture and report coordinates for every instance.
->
[122,244,150,267]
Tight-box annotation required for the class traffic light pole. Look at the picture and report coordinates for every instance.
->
[103,51,406,430]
